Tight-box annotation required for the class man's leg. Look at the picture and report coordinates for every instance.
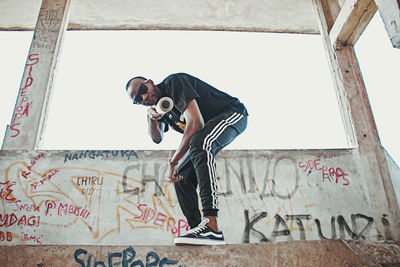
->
[189,111,247,229]
[174,152,202,228]
[174,111,247,245]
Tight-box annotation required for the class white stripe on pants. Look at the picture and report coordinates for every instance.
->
[202,112,244,209]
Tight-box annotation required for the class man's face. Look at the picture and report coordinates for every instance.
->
[128,79,160,106]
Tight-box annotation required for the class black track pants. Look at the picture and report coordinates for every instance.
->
[174,110,247,228]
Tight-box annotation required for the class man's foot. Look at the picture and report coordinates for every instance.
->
[174,218,226,246]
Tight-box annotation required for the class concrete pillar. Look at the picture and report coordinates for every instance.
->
[313,0,400,240]
[2,0,71,150]
[374,0,400,48]
[313,0,358,148]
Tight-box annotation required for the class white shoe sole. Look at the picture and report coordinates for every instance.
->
[174,237,226,246]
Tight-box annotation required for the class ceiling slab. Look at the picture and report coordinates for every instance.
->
[0,0,319,34]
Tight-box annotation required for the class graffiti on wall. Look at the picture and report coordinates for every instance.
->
[9,54,39,138]
[298,152,350,186]
[242,210,379,243]
[33,6,64,51]
[74,247,181,267]
[0,151,190,245]
[0,150,383,245]
[64,150,138,163]
[7,3,69,142]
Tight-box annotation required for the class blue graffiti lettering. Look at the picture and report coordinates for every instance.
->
[74,247,179,267]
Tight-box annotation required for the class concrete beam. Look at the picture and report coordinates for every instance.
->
[320,0,341,31]
[374,0,400,48]
[2,0,71,150]
[335,46,400,240]
[313,0,358,148]
[0,0,319,34]
[329,0,377,46]
[1,241,400,266]
[313,0,400,240]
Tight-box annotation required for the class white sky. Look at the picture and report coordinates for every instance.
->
[0,13,399,165]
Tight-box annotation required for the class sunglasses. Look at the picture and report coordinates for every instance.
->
[133,82,148,104]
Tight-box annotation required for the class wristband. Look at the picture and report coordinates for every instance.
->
[169,159,178,167]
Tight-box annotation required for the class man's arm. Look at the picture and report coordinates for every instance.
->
[147,107,165,143]
[170,99,204,164]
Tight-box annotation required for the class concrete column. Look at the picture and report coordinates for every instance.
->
[313,0,400,240]
[313,0,358,148]
[374,0,400,48]
[2,0,71,150]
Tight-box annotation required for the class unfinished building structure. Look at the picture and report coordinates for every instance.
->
[0,0,400,265]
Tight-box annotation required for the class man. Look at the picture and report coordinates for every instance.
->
[126,73,248,245]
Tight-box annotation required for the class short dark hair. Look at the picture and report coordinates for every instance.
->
[125,76,147,91]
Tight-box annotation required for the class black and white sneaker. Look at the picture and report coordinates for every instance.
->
[174,218,226,246]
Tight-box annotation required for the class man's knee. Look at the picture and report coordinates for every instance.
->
[189,133,204,153]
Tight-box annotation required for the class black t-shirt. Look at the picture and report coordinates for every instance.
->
[157,73,248,133]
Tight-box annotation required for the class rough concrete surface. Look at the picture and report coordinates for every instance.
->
[1,149,399,265]
[0,240,399,266]
[344,240,400,266]
[0,149,389,245]
[0,0,319,33]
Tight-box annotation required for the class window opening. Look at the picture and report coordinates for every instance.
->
[2,30,348,150]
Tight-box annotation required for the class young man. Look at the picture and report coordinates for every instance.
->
[126,73,248,245]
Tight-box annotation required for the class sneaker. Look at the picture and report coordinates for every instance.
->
[174,218,226,246]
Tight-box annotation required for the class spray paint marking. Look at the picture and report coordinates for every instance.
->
[243,210,376,243]
[298,156,350,186]
[0,181,18,203]
[133,203,189,236]
[74,247,181,267]
[10,54,39,138]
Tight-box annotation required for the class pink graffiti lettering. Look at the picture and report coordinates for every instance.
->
[298,159,322,173]
[45,202,91,220]
[0,213,40,227]
[21,171,30,179]
[0,231,13,242]
[44,200,56,216]
[322,166,349,186]
[10,53,39,138]
[21,152,46,180]
[30,168,59,189]
[298,157,350,186]
[13,202,40,213]
[23,233,42,245]
[0,181,18,203]
[26,54,40,66]
[9,123,21,138]
[134,203,189,236]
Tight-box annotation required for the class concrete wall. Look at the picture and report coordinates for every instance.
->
[0,0,319,33]
[386,149,400,208]
[2,240,400,266]
[2,148,396,246]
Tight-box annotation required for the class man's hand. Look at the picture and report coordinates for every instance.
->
[147,107,164,121]
[147,107,165,144]
[168,165,183,183]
